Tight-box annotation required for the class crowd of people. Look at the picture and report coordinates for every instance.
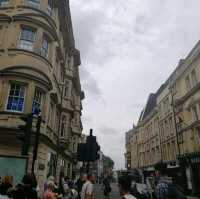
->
[0,162,188,199]
[119,162,187,199]
[0,173,96,199]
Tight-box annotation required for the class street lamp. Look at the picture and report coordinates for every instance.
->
[31,108,42,174]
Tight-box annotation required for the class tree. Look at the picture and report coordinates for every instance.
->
[103,155,114,171]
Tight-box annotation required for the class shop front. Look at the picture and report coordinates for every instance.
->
[179,152,200,196]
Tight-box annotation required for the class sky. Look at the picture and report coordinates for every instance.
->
[70,0,200,169]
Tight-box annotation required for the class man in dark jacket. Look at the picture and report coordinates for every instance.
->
[103,173,112,199]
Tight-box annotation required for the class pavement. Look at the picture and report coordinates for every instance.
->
[94,183,120,199]
[94,183,200,199]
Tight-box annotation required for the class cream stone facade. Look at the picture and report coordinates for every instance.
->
[171,41,200,194]
[125,40,200,195]
[0,0,84,189]
[137,94,161,169]
[156,82,178,165]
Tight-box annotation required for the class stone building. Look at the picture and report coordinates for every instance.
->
[156,82,178,171]
[0,0,84,188]
[171,41,200,195]
[137,93,161,170]
[125,40,200,196]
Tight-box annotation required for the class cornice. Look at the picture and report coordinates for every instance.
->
[8,48,53,69]
[0,65,53,90]
[16,5,57,30]
[13,15,58,41]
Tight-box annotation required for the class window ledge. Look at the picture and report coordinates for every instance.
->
[0,6,14,10]
[8,48,53,68]
[16,5,57,29]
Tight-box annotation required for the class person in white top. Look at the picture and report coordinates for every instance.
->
[81,174,95,199]
[118,176,137,199]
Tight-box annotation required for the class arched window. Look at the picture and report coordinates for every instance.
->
[61,115,66,137]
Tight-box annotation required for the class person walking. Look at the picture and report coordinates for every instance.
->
[81,174,94,199]
[154,162,186,199]
[118,176,137,199]
[103,173,112,199]
[76,174,87,199]
[43,181,57,199]
[0,176,13,199]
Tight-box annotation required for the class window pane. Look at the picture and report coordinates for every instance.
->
[0,0,9,7]
[32,89,42,114]
[19,27,35,51]
[6,83,25,112]
[26,0,40,8]
[21,28,35,41]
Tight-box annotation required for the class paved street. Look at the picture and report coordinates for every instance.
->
[94,183,120,199]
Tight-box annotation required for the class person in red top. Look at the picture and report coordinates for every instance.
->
[43,181,56,199]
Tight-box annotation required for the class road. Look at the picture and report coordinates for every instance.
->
[94,183,120,199]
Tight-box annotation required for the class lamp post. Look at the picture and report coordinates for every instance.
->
[31,109,42,174]
[56,82,65,176]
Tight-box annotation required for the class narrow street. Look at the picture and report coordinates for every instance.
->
[94,183,120,199]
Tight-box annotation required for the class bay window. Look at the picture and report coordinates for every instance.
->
[26,0,40,8]
[0,0,9,7]
[6,83,26,112]
[19,26,36,51]
[32,89,42,114]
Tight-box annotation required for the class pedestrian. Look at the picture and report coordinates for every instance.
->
[22,173,38,199]
[154,162,186,199]
[81,174,95,199]
[43,181,57,199]
[118,176,137,199]
[0,176,13,199]
[75,174,87,199]
[62,176,71,199]
[102,173,112,199]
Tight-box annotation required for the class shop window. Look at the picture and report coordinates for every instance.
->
[6,83,26,112]
[19,26,36,51]
[0,0,9,7]
[26,0,40,8]
[32,88,42,114]
[40,34,49,58]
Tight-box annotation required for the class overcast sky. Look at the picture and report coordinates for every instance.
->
[70,0,200,169]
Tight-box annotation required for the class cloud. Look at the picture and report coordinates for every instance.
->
[71,0,200,169]
[80,67,102,97]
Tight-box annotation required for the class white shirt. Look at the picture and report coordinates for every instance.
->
[0,195,9,199]
[81,181,93,199]
[123,193,137,199]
